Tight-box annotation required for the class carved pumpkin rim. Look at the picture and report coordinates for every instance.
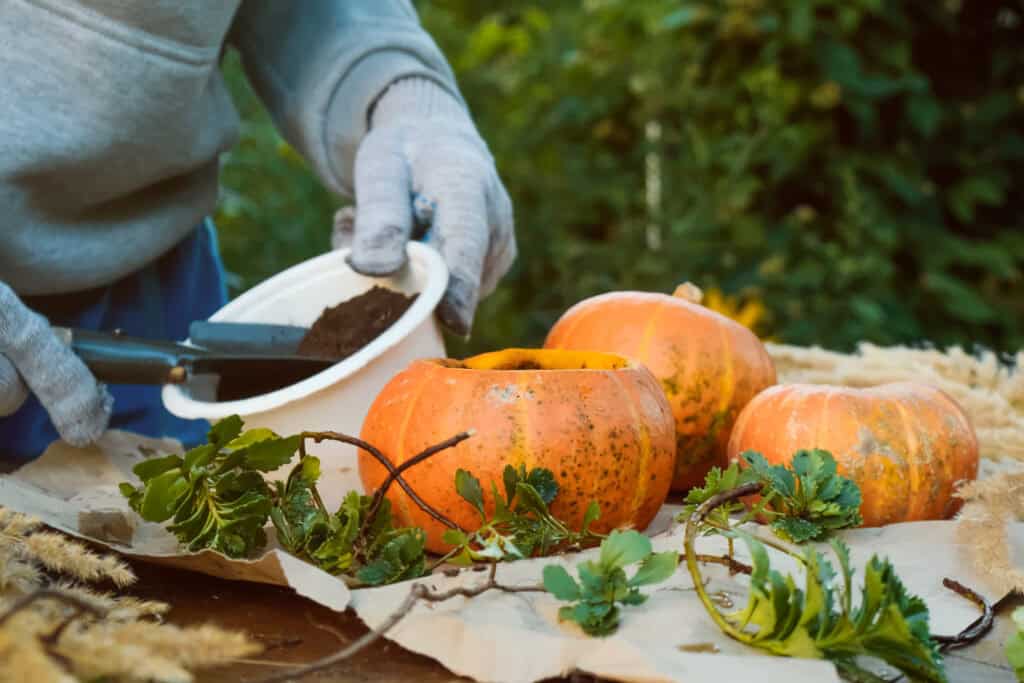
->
[427,347,640,373]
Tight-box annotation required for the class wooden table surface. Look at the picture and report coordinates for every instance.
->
[121,557,1020,683]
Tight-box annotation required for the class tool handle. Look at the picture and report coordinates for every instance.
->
[188,321,310,355]
[66,329,189,385]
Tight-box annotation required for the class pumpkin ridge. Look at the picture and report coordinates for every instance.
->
[892,397,924,520]
[609,369,652,522]
[393,363,433,526]
[636,301,667,363]
[514,378,534,473]
[716,322,736,416]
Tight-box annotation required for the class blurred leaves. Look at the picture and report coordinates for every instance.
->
[215,1,1024,353]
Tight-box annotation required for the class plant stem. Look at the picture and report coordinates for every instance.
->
[299,431,460,531]
[683,481,764,645]
[688,553,753,575]
[702,516,805,564]
[251,563,543,683]
[366,430,475,526]
[427,547,461,573]
[933,578,994,652]
[0,588,105,627]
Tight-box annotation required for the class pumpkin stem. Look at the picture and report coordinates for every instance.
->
[673,282,704,304]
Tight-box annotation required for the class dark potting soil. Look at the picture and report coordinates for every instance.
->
[215,286,417,402]
[296,286,418,359]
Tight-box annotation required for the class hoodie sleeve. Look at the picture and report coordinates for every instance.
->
[228,0,466,197]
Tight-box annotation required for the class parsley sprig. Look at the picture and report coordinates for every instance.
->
[442,465,603,563]
[680,449,863,543]
[543,529,677,636]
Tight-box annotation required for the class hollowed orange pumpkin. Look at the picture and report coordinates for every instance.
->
[358,349,676,553]
[727,382,980,526]
[544,284,776,492]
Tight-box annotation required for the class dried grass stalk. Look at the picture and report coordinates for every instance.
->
[21,532,135,587]
[768,342,1024,462]
[0,506,259,682]
[954,471,1024,595]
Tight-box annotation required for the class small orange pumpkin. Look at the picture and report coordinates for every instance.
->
[544,283,776,492]
[358,349,676,553]
[727,382,980,526]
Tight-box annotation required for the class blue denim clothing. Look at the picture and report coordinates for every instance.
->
[0,220,228,463]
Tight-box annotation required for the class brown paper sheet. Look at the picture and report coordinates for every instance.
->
[0,431,351,612]
[350,517,1023,683]
[2,432,1021,683]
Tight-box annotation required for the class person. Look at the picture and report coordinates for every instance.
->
[0,1,516,463]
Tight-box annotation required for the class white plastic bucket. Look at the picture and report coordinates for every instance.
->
[162,242,448,505]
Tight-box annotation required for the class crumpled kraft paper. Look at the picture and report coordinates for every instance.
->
[2,432,1021,683]
[349,517,1024,683]
[0,431,351,612]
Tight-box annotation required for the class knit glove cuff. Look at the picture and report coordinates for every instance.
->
[0,282,111,446]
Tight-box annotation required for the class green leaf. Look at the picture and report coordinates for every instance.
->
[356,559,395,586]
[132,454,184,483]
[184,444,217,473]
[358,529,426,585]
[772,517,823,543]
[524,468,559,505]
[513,481,550,517]
[443,529,469,547]
[244,435,301,471]
[543,565,581,601]
[1006,607,1024,679]
[744,451,796,498]
[226,427,278,450]
[907,95,943,137]
[922,272,1000,324]
[208,415,244,446]
[139,469,190,522]
[502,464,522,504]
[599,530,651,570]
[582,501,601,534]
[628,551,678,587]
[455,469,486,517]
[660,7,701,30]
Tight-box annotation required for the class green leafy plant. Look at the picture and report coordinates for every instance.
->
[120,416,297,558]
[679,449,862,543]
[272,459,426,585]
[1008,606,1024,682]
[681,460,956,682]
[442,465,603,564]
[542,529,678,637]
[690,531,946,681]
[121,416,432,586]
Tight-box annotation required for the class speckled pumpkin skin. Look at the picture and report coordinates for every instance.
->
[544,291,776,492]
[727,382,980,526]
[358,349,677,554]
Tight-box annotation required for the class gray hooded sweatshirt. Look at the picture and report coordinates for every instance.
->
[0,0,463,296]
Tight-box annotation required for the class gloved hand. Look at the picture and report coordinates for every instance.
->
[336,77,517,337]
[0,282,112,446]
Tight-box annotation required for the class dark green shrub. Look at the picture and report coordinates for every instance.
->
[216,1,1024,355]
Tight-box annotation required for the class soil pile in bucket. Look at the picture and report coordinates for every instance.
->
[214,286,417,402]
[297,286,418,359]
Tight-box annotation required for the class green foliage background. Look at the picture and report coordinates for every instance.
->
[215,1,1024,356]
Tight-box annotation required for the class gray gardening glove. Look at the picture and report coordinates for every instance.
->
[338,77,517,337]
[0,282,112,446]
